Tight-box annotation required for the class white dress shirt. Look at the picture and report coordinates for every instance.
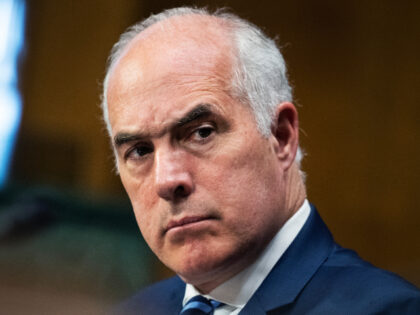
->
[182,199,311,314]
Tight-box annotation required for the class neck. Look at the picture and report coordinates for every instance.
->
[284,162,307,220]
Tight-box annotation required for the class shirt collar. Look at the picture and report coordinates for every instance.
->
[183,199,311,309]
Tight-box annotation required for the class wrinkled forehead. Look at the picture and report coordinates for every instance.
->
[106,14,237,134]
[108,14,235,90]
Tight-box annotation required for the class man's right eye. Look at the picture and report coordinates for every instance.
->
[125,145,154,160]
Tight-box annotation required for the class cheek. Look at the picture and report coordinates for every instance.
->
[214,137,279,197]
[200,135,281,226]
[135,211,156,246]
[121,168,156,209]
[130,197,165,256]
[120,172,162,244]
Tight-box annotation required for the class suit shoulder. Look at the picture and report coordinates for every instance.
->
[322,245,419,289]
[306,245,420,313]
[112,276,185,315]
[132,276,184,300]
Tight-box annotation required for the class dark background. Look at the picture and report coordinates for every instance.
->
[3,0,419,313]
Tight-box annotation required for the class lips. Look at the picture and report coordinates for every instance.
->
[165,216,212,233]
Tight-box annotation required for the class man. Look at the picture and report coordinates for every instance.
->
[102,7,420,314]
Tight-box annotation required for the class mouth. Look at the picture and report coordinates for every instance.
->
[165,216,214,234]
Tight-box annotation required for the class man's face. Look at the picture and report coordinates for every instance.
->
[107,18,288,291]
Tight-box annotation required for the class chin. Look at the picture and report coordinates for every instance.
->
[176,263,224,292]
[166,244,244,289]
[173,252,222,279]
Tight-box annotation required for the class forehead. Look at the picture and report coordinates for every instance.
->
[110,15,233,85]
[106,15,237,135]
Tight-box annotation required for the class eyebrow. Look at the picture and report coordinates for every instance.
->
[113,103,214,148]
[176,103,212,127]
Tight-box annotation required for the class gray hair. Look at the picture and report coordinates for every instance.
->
[101,7,303,165]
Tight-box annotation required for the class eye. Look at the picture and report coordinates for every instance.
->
[125,144,153,160]
[197,127,213,138]
[191,126,215,142]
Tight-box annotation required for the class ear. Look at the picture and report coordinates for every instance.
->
[271,102,299,170]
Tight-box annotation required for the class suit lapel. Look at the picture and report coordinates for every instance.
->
[240,205,334,314]
[161,276,185,315]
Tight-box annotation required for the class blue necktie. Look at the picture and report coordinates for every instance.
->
[180,295,223,315]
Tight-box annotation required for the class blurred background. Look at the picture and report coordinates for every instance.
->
[1,0,419,313]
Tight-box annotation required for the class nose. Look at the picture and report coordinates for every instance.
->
[154,148,194,202]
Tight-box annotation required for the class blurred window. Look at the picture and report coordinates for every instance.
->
[0,0,25,187]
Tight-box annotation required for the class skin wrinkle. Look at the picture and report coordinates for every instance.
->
[108,17,236,132]
[114,104,214,149]
[107,14,305,293]
[111,96,234,164]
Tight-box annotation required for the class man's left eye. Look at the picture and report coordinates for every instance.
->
[197,127,213,138]
[190,126,215,141]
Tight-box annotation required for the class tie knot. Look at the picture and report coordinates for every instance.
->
[180,295,223,315]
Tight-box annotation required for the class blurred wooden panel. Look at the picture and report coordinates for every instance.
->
[17,0,144,195]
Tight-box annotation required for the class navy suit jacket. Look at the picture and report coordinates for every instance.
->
[116,206,420,314]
